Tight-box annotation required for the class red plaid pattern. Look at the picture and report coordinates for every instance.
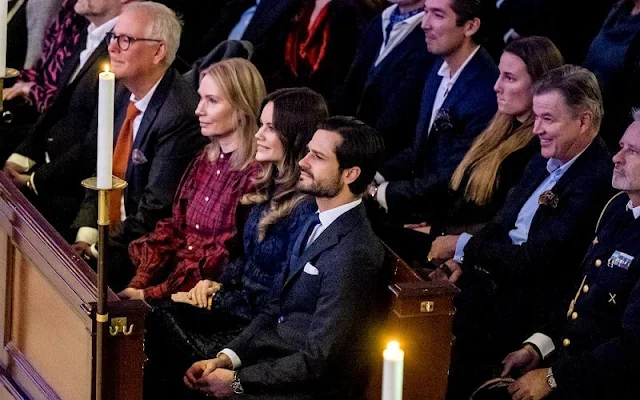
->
[128,150,261,300]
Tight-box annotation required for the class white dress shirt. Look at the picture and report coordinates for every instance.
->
[70,17,118,82]
[375,5,424,66]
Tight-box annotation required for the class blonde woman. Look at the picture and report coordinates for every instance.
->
[119,58,266,301]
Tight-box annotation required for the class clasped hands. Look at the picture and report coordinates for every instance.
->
[171,279,222,309]
[184,353,235,398]
[3,162,30,188]
[427,234,462,283]
[501,344,552,400]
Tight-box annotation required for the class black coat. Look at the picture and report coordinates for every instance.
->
[460,137,615,356]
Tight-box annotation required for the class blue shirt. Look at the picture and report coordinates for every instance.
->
[455,153,581,262]
[228,0,261,40]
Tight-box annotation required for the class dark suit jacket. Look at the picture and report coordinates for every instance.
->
[379,47,498,221]
[72,68,206,247]
[546,192,640,400]
[191,0,301,81]
[331,12,434,159]
[460,137,615,356]
[226,203,385,397]
[14,39,110,230]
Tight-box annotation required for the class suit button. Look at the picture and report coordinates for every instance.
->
[563,338,570,347]
[571,312,578,320]
[277,316,285,324]
[594,259,602,267]
[582,285,589,294]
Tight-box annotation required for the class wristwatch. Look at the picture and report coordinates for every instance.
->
[546,367,557,390]
[231,371,244,394]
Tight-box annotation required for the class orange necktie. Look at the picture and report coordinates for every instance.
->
[110,101,140,223]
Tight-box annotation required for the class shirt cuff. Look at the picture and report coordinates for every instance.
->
[374,172,386,185]
[6,153,36,172]
[376,181,389,212]
[218,349,242,370]
[76,227,99,245]
[524,332,555,359]
[454,232,472,263]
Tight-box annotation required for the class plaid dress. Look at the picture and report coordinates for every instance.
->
[128,150,261,300]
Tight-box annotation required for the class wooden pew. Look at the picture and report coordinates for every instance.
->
[367,250,460,400]
[0,173,148,399]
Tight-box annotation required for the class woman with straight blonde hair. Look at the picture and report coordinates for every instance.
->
[119,58,266,302]
[395,36,564,264]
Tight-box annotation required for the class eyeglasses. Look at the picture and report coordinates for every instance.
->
[106,32,162,51]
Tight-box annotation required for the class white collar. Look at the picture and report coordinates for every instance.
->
[381,4,424,24]
[129,75,164,113]
[437,45,481,81]
[626,200,640,219]
[317,199,362,229]
[545,144,589,174]
[87,16,118,41]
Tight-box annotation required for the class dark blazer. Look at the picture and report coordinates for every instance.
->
[546,192,640,400]
[14,39,110,230]
[379,47,498,221]
[331,12,434,159]
[72,68,206,247]
[225,203,385,397]
[460,137,615,356]
[190,0,301,81]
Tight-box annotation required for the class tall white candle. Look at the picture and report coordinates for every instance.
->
[0,0,8,75]
[382,341,404,400]
[97,65,115,189]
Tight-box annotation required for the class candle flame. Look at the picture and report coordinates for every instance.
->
[386,341,400,351]
[103,63,111,73]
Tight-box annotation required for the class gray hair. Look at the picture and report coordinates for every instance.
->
[533,65,604,132]
[123,2,182,66]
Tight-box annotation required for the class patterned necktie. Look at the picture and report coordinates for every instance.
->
[110,102,140,223]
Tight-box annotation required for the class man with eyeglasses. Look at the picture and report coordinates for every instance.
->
[2,0,138,233]
[71,2,206,291]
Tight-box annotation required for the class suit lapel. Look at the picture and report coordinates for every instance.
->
[284,204,365,288]
[414,61,443,149]
[438,48,485,112]
[366,22,419,83]
[58,30,88,89]
[69,41,109,90]
[243,0,298,41]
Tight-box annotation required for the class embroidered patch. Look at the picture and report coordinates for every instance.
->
[608,251,634,270]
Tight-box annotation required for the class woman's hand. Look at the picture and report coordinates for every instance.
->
[187,279,222,309]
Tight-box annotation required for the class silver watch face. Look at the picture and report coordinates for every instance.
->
[546,373,557,389]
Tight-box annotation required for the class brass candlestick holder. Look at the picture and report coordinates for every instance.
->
[1,67,20,123]
[81,176,127,400]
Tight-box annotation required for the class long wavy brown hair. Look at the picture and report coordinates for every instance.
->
[450,36,564,205]
[242,88,328,241]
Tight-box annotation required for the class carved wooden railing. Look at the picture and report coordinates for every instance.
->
[0,173,147,399]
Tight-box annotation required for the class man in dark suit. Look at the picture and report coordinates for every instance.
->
[501,114,640,400]
[331,0,434,160]
[183,116,386,399]
[70,2,206,291]
[428,65,615,400]
[368,0,499,222]
[2,0,135,232]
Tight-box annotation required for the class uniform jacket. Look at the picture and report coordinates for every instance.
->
[379,47,498,221]
[226,203,386,397]
[330,12,434,159]
[549,192,640,399]
[72,68,206,246]
[461,137,615,354]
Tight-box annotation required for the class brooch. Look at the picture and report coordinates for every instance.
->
[538,190,559,209]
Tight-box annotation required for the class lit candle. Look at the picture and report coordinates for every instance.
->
[382,341,404,400]
[0,0,7,75]
[97,64,115,189]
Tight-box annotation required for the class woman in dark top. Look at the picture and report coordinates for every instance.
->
[143,88,329,398]
[583,0,640,150]
[391,36,564,265]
